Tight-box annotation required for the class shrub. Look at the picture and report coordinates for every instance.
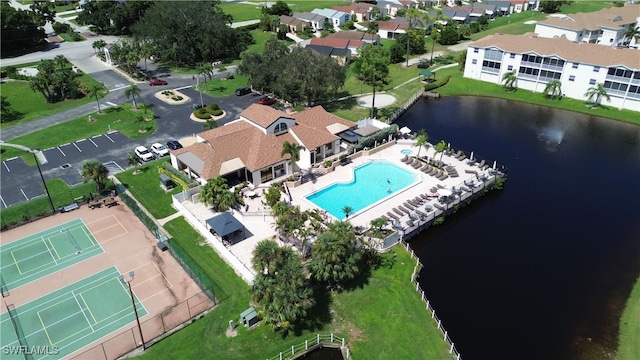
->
[171,96,183,101]
[207,103,220,111]
[424,75,451,91]
[323,160,333,168]
[194,108,211,119]
[71,32,84,41]
[52,22,72,34]
[210,109,223,117]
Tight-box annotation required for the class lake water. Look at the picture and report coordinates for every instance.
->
[396,97,640,360]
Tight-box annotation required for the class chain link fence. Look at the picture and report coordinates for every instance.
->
[71,292,214,360]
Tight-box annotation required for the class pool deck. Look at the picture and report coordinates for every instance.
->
[173,140,502,283]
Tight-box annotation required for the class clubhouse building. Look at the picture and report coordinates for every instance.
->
[169,105,358,186]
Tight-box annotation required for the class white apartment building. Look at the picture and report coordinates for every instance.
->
[534,4,640,47]
[463,33,640,112]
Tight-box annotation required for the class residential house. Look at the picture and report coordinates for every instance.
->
[332,3,374,23]
[505,0,540,13]
[310,37,362,57]
[329,30,380,45]
[463,33,640,111]
[376,1,402,17]
[306,44,351,65]
[378,19,409,39]
[280,15,308,33]
[534,4,640,47]
[169,105,357,186]
[311,8,350,27]
[442,7,470,24]
[292,12,327,31]
[486,1,515,16]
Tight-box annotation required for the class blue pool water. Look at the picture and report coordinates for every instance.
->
[401,149,413,155]
[306,160,417,220]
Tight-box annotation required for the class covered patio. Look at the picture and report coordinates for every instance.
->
[206,212,246,245]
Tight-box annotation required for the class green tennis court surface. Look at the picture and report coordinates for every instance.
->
[0,267,147,360]
[0,219,103,291]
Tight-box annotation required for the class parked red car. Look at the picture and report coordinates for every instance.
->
[258,97,277,105]
[149,78,167,86]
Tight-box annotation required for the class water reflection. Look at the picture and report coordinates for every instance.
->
[396,97,640,360]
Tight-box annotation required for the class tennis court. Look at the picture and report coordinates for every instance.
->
[0,267,147,360]
[0,219,103,292]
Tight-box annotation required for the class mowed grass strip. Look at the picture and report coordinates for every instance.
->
[114,159,180,219]
[0,104,157,161]
[616,274,640,360]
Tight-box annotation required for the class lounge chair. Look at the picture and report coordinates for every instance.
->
[420,194,430,200]
[405,219,415,228]
[404,202,415,210]
[401,155,409,163]
[428,168,438,176]
[398,205,412,214]
[434,203,446,211]
[393,208,404,216]
[477,160,486,169]
[412,160,422,169]
[437,173,449,181]
[415,209,427,218]
[387,212,399,221]
[419,164,429,172]
[465,169,477,175]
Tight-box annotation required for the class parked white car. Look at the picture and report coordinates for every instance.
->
[135,146,155,162]
[151,143,170,157]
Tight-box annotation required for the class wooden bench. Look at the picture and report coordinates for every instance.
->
[62,203,79,212]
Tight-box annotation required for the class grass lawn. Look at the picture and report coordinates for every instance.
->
[617,274,640,360]
[0,178,110,228]
[138,222,452,360]
[202,73,251,97]
[221,2,262,23]
[0,73,107,128]
[114,159,181,219]
[433,66,640,125]
[0,103,158,161]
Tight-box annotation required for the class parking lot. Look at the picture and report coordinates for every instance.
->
[0,131,132,209]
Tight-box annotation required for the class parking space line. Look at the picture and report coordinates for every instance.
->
[6,156,18,161]
[88,137,98,147]
[0,196,6,208]
[20,189,28,200]
[73,142,82,152]
[57,146,66,156]
[3,161,10,172]
[104,133,115,143]
[44,146,55,151]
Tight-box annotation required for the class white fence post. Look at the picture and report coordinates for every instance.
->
[292,346,294,355]
[317,334,320,344]
[450,342,455,354]
[444,330,447,341]
[438,319,441,329]
[331,333,334,342]
[305,340,308,350]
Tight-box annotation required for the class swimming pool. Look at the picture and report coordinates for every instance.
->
[305,160,418,220]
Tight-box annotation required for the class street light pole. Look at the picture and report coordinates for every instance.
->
[32,150,55,213]
[119,272,146,350]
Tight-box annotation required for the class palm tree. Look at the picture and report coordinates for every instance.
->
[54,55,67,71]
[623,26,640,46]
[127,153,141,173]
[252,239,281,274]
[434,140,449,162]
[198,63,214,92]
[308,231,361,290]
[501,71,517,91]
[135,115,145,131]
[281,141,304,174]
[342,205,353,220]
[584,83,610,107]
[414,129,429,157]
[405,8,424,67]
[199,176,236,211]
[88,84,103,113]
[81,160,109,193]
[92,39,106,54]
[202,118,217,130]
[543,80,563,100]
[125,83,141,109]
[370,217,388,240]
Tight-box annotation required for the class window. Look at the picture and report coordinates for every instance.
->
[260,168,273,183]
[569,75,575,82]
[572,63,579,69]
[507,65,513,71]
[593,66,600,73]
[510,53,515,59]
[473,48,479,53]
[274,122,288,134]
[589,79,596,85]
[472,59,477,64]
